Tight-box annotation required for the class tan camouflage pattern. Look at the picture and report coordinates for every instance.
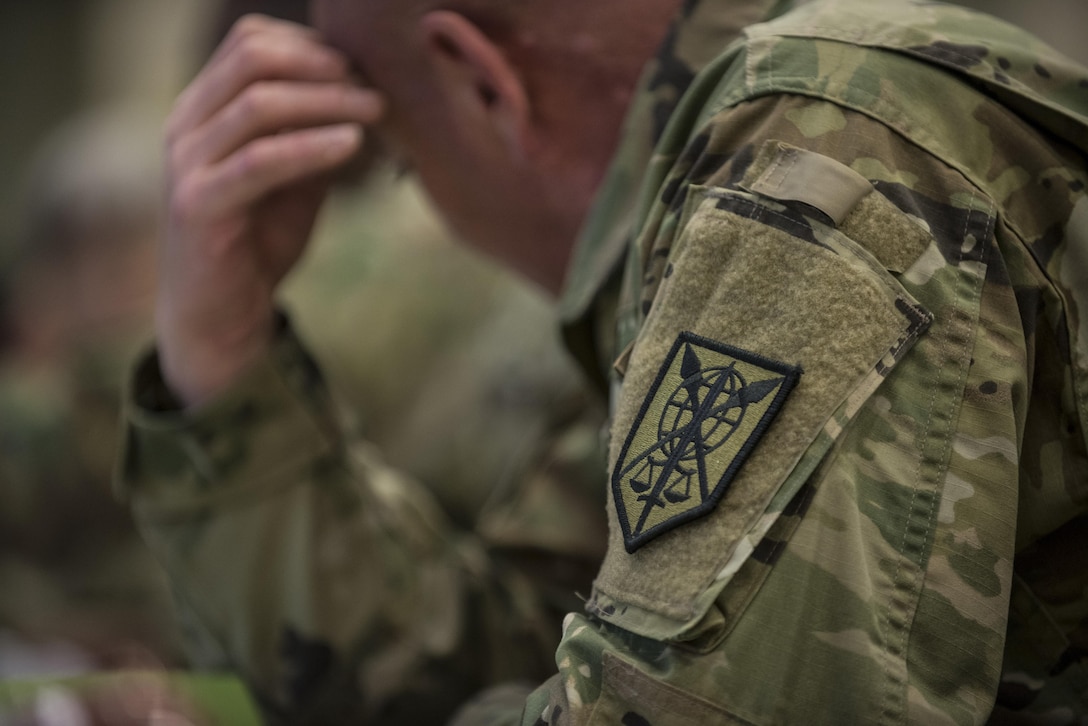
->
[118,0,1088,723]
[283,178,604,527]
[0,345,183,668]
[545,0,1088,723]
[119,314,606,724]
[117,182,609,724]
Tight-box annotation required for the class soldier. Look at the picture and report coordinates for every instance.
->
[0,108,179,673]
[119,0,1088,724]
[195,0,608,531]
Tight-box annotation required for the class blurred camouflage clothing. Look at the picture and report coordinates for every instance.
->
[546,0,1088,722]
[280,179,600,528]
[118,312,607,724]
[0,348,173,657]
[0,109,178,669]
[118,0,1088,724]
[118,180,609,725]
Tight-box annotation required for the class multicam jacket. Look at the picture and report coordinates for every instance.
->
[118,0,1088,723]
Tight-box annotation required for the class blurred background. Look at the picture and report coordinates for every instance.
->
[0,0,1085,720]
[0,0,608,704]
[0,0,216,684]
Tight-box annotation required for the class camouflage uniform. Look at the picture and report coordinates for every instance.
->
[118,178,609,724]
[118,0,1088,723]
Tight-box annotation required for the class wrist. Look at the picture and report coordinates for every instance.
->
[156,305,277,408]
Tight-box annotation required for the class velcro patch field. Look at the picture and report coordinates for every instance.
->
[592,183,932,637]
[613,333,801,553]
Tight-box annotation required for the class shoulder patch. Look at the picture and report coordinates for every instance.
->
[612,333,801,553]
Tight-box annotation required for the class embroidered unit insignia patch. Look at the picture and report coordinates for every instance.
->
[613,333,802,553]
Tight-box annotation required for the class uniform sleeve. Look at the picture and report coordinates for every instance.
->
[515,90,1034,724]
[117,318,596,725]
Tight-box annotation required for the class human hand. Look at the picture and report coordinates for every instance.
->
[157,14,384,406]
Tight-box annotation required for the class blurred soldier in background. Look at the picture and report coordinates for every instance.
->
[0,107,179,676]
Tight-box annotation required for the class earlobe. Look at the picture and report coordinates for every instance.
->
[418,10,532,158]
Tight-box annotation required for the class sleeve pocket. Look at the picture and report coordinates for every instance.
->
[590,180,934,644]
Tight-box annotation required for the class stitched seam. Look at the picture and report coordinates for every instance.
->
[706,58,1059,253]
[878,197,993,724]
[768,33,774,88]
[745,38,758,92]
[880,339,943,715]
[878,211,969,724]
[759,147,798,194]
[905,199,994,698]
[879,372,936,724]
[759,149,788,192]
[755,26,1009,82]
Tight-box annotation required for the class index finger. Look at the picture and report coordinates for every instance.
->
[205,14,321,69]
[169,22,353,141]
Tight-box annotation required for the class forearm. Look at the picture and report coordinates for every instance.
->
[120,324,500,722]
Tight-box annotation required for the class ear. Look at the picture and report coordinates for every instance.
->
[418,10,532,158]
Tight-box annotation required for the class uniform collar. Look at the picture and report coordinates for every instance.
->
[558,0,798,383]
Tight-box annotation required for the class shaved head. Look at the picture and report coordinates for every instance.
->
[319,0,681,100]
[311,0,683,291]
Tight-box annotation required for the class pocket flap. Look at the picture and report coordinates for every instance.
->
[591,184,932,640]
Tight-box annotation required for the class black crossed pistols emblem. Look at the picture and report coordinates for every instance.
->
[613,333,802,553]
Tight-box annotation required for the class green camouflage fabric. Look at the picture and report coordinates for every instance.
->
[117,0,1088,723]
[117,180,608,724]
[118,317,606,725]
[281,178,603,529]
[0,334,182,668]
[547,0,1088,723]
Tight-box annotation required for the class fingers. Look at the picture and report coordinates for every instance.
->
[165,13,385,226]
[178,80,383,167]
[168,14,354,142]
[170,123,362,224]
[155,14,379,406]
[208,13,321,68]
